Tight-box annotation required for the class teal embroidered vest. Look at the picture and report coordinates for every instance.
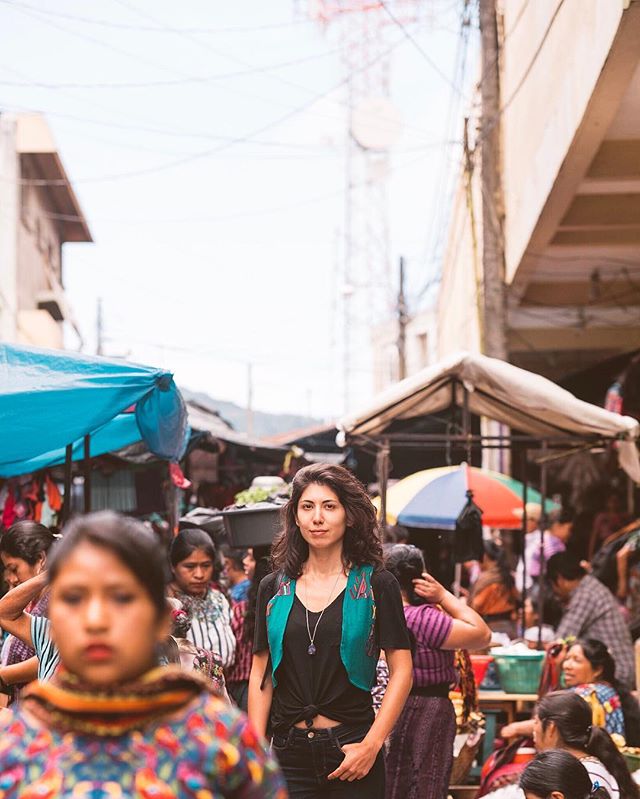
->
[266,564,377,692]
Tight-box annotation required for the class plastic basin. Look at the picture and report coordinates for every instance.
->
[220,505,282,547]
[493,651,545,694]
[470,654,494,686]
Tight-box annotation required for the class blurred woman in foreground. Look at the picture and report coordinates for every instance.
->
[0,511,285,798]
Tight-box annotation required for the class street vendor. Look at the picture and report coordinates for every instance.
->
[547,552,634,689]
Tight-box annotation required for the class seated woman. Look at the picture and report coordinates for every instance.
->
[485,693,634,799]
[563,639,640,744]
[502,639,640,744]
[0,511,285,797]
[520,750,611,799]
[469,541,520,637]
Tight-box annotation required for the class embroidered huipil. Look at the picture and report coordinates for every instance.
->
[0,692,286,798]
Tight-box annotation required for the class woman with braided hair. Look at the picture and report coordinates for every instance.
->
[384,544,491,799]
[533,691,640,799]
[520,750,611,799]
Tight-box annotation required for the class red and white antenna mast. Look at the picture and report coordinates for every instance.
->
[305,1,422,411]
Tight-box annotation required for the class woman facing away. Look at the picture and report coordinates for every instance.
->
[502,639,640,745]
[248,463,413,799]
[0,521,56,698]
[169,529,236,672]
[384,544,491,799]
[468,541,520,637]
[532,691,639,799]
[0,511,286,798]
[520,750,611,799]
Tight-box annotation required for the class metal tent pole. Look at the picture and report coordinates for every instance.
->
[520,449,528,637]
[537,446,548,650]
[62,443,73,525]
[83,434,92,514]
[377,440,390,538]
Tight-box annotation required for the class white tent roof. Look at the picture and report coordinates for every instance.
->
[337,351,640,481]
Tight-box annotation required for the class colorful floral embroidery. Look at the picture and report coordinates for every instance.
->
[0,695,286,799]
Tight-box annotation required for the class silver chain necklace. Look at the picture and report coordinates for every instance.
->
[303,571,343,656]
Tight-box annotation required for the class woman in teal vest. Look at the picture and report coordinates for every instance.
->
[249,463,413,798]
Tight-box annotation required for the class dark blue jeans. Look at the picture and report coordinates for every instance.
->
[271,722,385,799]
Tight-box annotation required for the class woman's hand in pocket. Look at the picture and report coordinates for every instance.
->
[327,739,379,782]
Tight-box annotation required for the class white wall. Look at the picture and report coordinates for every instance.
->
[501,0,624,282]
[436,181,482,357]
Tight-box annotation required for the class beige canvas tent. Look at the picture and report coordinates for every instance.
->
[337,351,640,482]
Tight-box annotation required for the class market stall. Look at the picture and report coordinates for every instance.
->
[338,351,640,629]
[0,343,189,523]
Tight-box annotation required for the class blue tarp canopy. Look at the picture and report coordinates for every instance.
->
[0,344,189,478]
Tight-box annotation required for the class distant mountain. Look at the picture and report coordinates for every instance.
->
[181,389,320,439]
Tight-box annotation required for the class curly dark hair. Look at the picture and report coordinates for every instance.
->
[270,463,383,578]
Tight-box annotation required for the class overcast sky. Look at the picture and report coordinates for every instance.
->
[0,0,476,420]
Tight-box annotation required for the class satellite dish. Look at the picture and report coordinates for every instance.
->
[350,97,402,151]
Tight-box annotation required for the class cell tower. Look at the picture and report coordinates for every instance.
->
[306,1,422,412]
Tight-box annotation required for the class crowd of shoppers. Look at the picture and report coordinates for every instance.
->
[0,463,638,799]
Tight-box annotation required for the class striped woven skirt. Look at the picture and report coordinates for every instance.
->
[385,695,456,799]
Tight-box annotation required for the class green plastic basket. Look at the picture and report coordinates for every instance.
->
[623,752,640,774]
[493,652,545,694]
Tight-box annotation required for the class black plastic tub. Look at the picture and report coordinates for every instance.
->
[220,504,282,547]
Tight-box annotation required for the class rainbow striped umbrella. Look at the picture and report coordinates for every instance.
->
[380,464,558,530]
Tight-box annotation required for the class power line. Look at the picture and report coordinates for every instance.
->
[1,5,441,146]
[416,0,474,300]
[477,0,567,143]
[107,0,437,143]
[0,48,343,90]
[0,0,310,35]
[474,0,531,92]
[379,0,469,99]
[4,148,433,227]
[5,35,415,186]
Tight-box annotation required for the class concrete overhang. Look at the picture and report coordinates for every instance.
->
[16,113,92,244]
[509,1,640,295]
[504,2,640,377]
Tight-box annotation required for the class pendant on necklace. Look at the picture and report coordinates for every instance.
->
[307,643,317,656]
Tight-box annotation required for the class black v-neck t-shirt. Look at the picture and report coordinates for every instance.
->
[254,569,410,732]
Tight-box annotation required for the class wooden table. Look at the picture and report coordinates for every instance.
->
[476,691,538,768]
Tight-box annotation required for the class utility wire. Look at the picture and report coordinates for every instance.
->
[7,149,432,227]
[0,48,344,90]
[416,0,474,301]
[380,0,469,99]
[108,0,436,142]
[477,0,567,143]
[0,0,309,35]
[7,34,413,186]
[474,0,531,92]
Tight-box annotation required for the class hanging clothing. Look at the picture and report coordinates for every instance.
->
[174,587,236,670]
[0,666,286,797]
